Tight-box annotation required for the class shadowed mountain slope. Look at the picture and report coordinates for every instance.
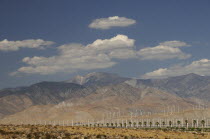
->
[133,73,210,101]
[0,83,196,124]
[0,82,88,119]
[0,72,210,121]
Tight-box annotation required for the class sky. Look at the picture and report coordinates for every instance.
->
[0,0,210,89]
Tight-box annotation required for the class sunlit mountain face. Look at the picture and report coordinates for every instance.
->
[0,72,210,124]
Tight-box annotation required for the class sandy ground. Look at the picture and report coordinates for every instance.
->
[0,125,210,139]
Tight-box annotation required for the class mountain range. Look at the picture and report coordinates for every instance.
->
[0,72,210,124]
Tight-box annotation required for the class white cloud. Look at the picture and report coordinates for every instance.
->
[137,45,191,60]
[0,39,54,51]
[11,35,191,75]
[89,16,136,29]
[87,34,135,50]
[137,40,191,60]
[109,49,137,59]
[159,40,190,47]
[142,59,210,79]
[12,35,134,75]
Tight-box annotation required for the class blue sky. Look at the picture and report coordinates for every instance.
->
[0,0,210,88]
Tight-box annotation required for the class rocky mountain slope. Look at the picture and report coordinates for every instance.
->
[0,82,196,124]
[0,72,209,123]
[66,72,128,87]
[135,73,210,101]
[0,82,89,119]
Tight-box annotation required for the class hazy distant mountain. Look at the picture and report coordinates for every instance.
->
[135,73,210,101]
[0,82,196,124]
[0,72,210,122]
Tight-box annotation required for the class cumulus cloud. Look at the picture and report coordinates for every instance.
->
[86,34,135,50]
[12,35,135,75]
[142,59,210,79]
[11,35,191,75]
[0,39,54,51]
[159,40,190,47]
[137,45,191,60]
[137,40,191,60]
[89,16,136,29]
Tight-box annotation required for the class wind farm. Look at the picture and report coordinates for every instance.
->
[1,104,210,138]
[1,0,210,138]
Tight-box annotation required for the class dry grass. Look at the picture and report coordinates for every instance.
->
[0,125,210,139]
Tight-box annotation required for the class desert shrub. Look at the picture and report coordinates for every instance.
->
[196,128,201,132]
[27,133,32,138]
[162,128,168,132]
[45,133,52,139]
[0,129,6,135]
[96,134,102,138]
[180,127,185,131]
[124,136,128,139]
[65,132,71,137]
[204,128,210,132]
[189,128,195,131]
[14,131,23,135]
[12,135,18,138]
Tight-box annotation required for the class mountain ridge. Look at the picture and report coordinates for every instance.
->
[0,72,210,122]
